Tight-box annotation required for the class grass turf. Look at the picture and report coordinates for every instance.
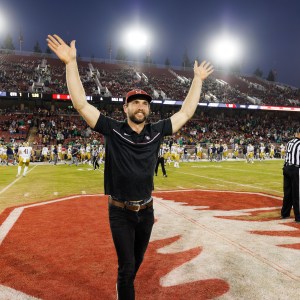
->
[0,159,283,214]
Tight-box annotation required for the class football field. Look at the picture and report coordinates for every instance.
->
[1,159,300,300]
[0,159,283,213]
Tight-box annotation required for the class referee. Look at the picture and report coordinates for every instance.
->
[155,144,167,177]
[281,130,300,223]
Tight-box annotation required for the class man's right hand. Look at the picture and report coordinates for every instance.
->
[47,34,76,65]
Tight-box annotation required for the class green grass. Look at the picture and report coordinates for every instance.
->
[0,159,284,214]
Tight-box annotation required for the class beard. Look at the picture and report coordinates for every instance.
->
[128,110,149,124]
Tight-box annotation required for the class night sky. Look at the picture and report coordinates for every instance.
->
[1,0,300,88]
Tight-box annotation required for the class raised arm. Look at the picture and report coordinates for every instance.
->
[170,60,213,133]
[46,34,100,128]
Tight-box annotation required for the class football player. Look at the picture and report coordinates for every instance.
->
[16,142,33,177]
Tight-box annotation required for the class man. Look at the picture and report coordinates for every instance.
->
[53,145,58,165]
[259,143,265,160]
[155,144,167,177]
[70,145,79,166]
[281,131,300,223]
[16,142,32,177]
[280,143,286,159]
[246,143,254,164]
[41,144,49,162]
[47,34,213,300]
[6,144,15,165]
[92,145,100,170]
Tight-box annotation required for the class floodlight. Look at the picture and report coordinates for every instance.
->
[209,34,243,65]
[0,11,7,34]
[123,26,149,52]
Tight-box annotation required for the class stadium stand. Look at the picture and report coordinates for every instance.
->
[1,51,299,106]
[0,51,299,163]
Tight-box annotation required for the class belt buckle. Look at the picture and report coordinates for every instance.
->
[125,201,141,212]
[131,204,140,212]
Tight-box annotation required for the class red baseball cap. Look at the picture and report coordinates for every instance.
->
[125,89,152,104]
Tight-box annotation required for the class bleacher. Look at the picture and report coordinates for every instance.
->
[1,51,299,106]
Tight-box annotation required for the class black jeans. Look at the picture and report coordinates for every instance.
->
[109,202,154,300]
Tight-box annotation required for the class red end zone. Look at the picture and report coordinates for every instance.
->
[0,190,299,299]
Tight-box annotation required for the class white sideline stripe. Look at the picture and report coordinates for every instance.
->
[155,199,300,281]
[220,167,282,177]
[0,284,40,299]
[0,207,24,245]
[173,170,280,194]
[176,186,185,189]
[0,194,103,246]
[0,165,38,195]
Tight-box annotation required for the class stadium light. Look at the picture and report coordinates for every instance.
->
[0,10,7,35]
[123,26,150,52]
[209,33,243,66]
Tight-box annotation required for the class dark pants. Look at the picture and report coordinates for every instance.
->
[281,165,300,221]
[109,201,154,300]
[155,157,166,176]
[92,156,99,169]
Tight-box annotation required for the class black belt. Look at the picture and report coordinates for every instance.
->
[108,196,153,212]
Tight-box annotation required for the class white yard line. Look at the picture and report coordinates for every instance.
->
[0,165,38,195]
[196,184,207,188]
[155,186,163,190]
[176,186,186,189]
[219,166,282,177]
[173,170,280,194]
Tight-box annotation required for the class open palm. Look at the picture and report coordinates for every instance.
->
[194,60,214,81]
[47,34,76,65]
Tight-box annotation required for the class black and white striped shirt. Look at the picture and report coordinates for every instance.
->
[285,138,300,167]
[158,147,164,157]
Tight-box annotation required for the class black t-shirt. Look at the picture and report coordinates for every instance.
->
[93,114,172,200]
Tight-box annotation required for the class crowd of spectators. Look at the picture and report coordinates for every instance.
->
[0,105,298,154]
[0,111,31,143]
[0,52,299,107]
[173,109,298,148]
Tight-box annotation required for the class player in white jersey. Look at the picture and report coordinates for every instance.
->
[171,144,180,168]
[280,144,285,159]
[223,143,228,160]
[233,143,239,159]
[79,145,86,163]
[259,143,265,160]
[58,144,63,161]
[41,145,49,162]
[246,143,254,163]
[16,143,33,177]
[67,145,72,160]
[86,143,92,165]
[269,144,275,159]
